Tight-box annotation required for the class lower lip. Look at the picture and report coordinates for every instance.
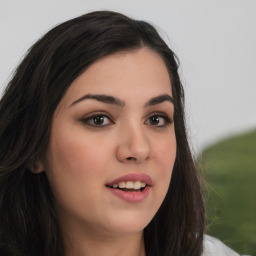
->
[106,186,151,202]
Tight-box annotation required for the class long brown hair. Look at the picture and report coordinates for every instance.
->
[0,11,205,256]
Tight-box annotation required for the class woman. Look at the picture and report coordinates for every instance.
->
[0,11,239,256]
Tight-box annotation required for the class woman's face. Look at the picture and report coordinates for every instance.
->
[41,48,176,237]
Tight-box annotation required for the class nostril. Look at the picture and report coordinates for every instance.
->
[126,157,136,161]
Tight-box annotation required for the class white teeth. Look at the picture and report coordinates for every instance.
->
[118,181,126,189]
[111,181,147,189]
[134,181,141,189]
[126,181,134,189]
[141,182,146,188]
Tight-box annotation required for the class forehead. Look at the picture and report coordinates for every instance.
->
[59,48,173,107]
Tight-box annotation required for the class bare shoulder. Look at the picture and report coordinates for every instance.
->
[202,235,240,256]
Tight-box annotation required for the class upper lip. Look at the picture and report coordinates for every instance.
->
[106,173,153,187]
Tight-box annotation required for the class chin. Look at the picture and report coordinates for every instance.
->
[102,210,154,235]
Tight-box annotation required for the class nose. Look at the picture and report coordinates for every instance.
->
[116,124,151,164]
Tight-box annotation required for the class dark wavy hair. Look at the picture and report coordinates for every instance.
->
[0,11,205,256]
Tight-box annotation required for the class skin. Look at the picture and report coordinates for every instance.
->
[38,48,176,256]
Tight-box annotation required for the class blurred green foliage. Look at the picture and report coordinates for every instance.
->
[199,129,256,256]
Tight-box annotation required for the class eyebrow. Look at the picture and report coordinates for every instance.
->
[70,93,174,108]
[144,94,174,107]
[70,94,125,107]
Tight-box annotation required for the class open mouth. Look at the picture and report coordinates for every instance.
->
[106,181,147,192]
[106,177,152,202]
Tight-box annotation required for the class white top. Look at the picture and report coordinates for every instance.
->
[202,235,240,256]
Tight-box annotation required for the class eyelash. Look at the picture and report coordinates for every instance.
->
[81,112,114,127]
[145,113,173,127]
[81,112,173,128]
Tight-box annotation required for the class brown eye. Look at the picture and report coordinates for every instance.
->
[82,114,113,127]
[145,114,171,127]
[93,116,105,125]
[150,115,160,125]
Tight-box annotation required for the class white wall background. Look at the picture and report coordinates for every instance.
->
[1,0,256,153]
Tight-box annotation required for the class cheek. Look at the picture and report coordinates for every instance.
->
[48,129,111,177]
[44,129,107,203]
[44,129,114,218]
[155,138,176,172]
[153,137,176,197]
